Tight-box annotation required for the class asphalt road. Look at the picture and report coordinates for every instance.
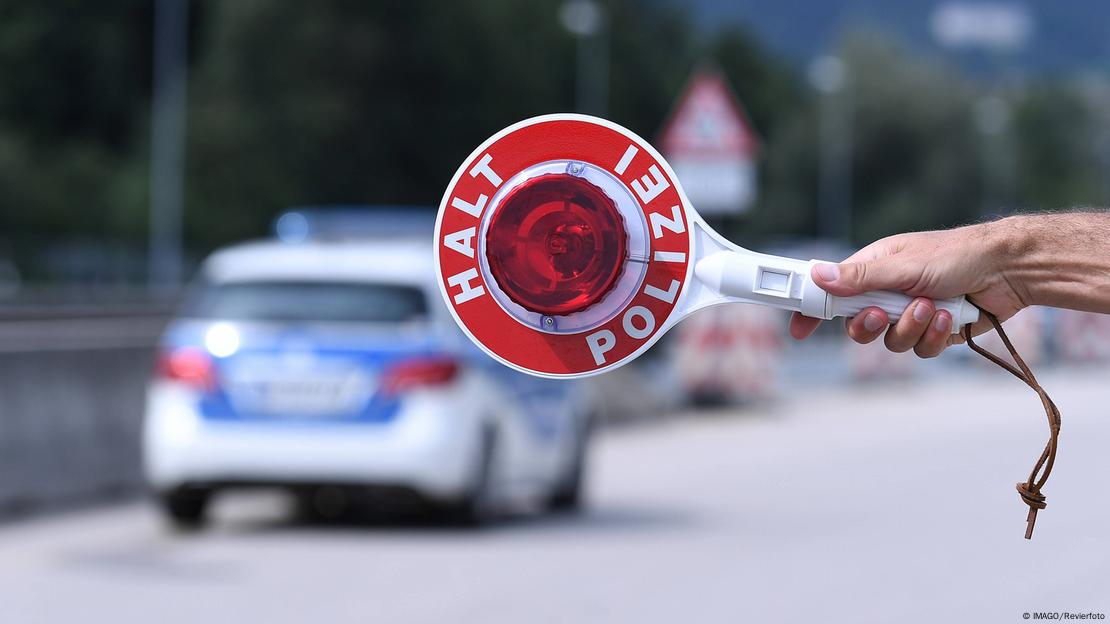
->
[2,365,1109,623]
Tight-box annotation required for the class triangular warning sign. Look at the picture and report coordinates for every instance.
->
[659,66,758,159]
[658,64,759,215]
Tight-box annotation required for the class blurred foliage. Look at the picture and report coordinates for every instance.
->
[0,0,154,276]
[0,1,1108,282]
[1013,83,1109,209]
[748,31,1110,247]
[184,0,720,247]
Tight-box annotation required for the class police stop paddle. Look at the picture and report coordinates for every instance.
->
[433,113,1064,539]
[434,114,978,378]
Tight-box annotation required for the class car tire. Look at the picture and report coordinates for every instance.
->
[444,426,497,526]
[548,414,593,512]
[159,487,212,530]
[293,485,351,523]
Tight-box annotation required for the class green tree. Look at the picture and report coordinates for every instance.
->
[745,32,986,247]
[185,0,723,249]
[0,0,155,275]
[1012,82,1107,209]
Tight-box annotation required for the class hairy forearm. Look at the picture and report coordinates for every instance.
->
[994,211,1110,313]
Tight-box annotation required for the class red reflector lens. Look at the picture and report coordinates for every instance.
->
[157,348,215,391]
[485,173,627,316]
[381,356,460,395]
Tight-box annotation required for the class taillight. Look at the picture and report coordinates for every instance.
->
[380,356,460,395]
[485,173,627,316]
[157,347,216,391]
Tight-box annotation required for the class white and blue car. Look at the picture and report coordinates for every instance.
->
[143,221,596,528]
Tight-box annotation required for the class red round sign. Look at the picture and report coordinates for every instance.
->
[435,115,694,378]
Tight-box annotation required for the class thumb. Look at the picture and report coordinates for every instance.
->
[811,257,919,297]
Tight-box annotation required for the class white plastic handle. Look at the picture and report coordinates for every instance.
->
[826,286,980,332]
[693,252,980,334]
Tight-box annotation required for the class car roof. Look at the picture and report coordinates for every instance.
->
[202,239,435,285]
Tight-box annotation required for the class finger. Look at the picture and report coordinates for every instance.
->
[884,298,934,353]
[844,307,888,344]
[811,256,920,298]
[913,310,952,358]
[789,312,823,340]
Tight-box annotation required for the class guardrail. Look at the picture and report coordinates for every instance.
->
[0,299,173,515]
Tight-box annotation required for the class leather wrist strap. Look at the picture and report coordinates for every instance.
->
[962,302,1061,539]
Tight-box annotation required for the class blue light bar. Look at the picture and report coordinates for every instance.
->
[273,206,436,243]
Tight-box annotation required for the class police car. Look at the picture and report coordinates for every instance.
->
[142,212,596,528]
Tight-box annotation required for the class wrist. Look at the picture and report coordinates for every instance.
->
[988,212,1110,311]
[984,216,1039,307]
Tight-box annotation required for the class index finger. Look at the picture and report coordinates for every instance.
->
[789,312,823,340]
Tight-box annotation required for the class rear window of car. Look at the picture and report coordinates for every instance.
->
[183,281,429,324]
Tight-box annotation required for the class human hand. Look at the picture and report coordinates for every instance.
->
[788,220,1029,357]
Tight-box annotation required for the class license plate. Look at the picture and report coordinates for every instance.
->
[229,371,374,417]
